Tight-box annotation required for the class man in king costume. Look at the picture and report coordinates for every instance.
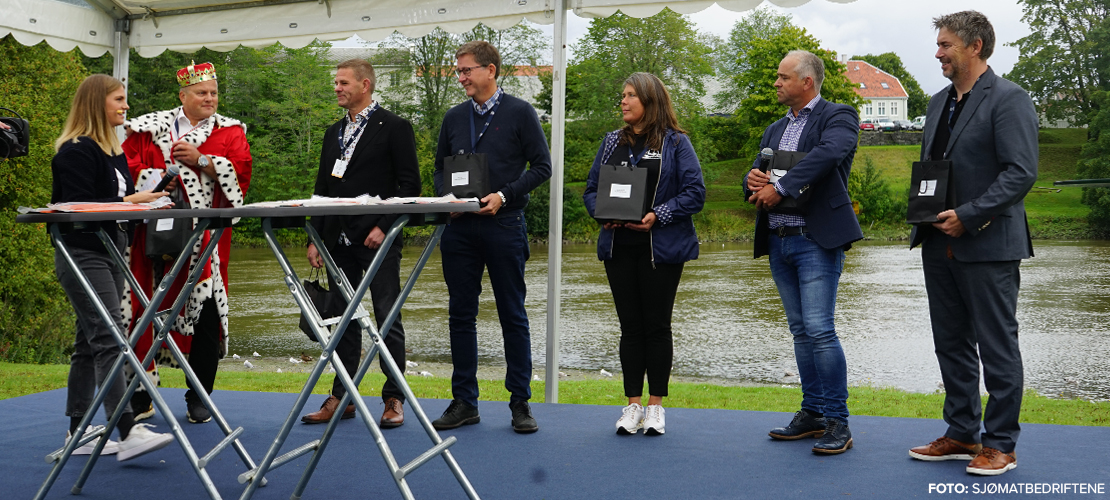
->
[122,61,252,424]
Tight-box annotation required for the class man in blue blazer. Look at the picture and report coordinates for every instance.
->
[744,50,863,455]
[302,59,421,428]
[907,12,1037,477]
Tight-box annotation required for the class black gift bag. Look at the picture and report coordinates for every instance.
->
[907,160,955,224]
[594,163,649,222]
[298,269,344,342]
[443,153,491,199]
[767,150,811,215]
[146,185,192,260]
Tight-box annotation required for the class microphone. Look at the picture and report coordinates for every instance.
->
[153,165,180,192]
[758,148,774,173]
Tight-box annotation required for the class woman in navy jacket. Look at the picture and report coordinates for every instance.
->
[52,74,172,461]
[583,72,705,436]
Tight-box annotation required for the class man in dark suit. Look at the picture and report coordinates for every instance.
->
[300,58,421,428]
[744,50,863,455]
[907,12,1037,476]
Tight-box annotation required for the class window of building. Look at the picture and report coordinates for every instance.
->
[864,103,873,115]
[892,102,898,116]
[878,102,886,115]
[880,82,890,89]
[859,82,866,89]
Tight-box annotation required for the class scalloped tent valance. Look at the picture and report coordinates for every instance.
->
[2,0,850,57]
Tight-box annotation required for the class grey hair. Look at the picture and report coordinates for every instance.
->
[933,10,995,60]
[786,49,825,94]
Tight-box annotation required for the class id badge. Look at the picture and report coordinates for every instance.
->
[331,158,348,178]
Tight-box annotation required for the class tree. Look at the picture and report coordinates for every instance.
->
[0,36,87,363]
[733,25,863,158]
[1077,90,1110,235]
[567,9,715,122]
[714,7,795,113]
[1007,0,1110,127]
[850,52,929,118]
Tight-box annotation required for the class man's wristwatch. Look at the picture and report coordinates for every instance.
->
[497,191,507,204]
[197,155,210,168]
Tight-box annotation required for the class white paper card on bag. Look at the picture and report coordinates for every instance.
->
[919,179,938,197]
[610,184,633,199]
[452,171,470,187]
[331,159,348,178]
[155,218,174,231]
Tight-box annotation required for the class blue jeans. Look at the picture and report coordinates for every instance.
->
[440,210,532,406]
[768,233,849,422]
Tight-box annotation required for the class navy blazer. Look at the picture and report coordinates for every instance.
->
[909,68,1037,262]
[744,98,864,258]
[310,106,421,250]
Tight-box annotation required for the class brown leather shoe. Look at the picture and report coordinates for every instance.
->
[909,436,982,461]
[380,397,404,429]
[301,395,355,424]
[966,447,1016,476]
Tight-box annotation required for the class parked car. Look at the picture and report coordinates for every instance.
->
[894,119,914,131]
[860,119,877,131]
[875,118,898,131]
[910,115,927,131]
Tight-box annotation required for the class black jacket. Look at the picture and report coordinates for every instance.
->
[50,136,135,252]
[310,107,421,250]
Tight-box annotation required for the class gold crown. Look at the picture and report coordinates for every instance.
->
[176,61,217,87]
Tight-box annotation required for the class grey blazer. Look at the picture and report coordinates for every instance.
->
[909,67,1038,262]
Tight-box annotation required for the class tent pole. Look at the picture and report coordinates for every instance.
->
[113,20,131,143]
[112,20,131,88]
[544,0,568,404]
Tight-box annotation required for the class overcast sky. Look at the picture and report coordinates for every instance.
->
[543,0,1030,96]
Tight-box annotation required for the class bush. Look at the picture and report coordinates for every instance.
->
[524,181,594,242]
[848,155,907,228]
[0,37,88,363]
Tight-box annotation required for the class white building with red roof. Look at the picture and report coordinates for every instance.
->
[844,60,909,121]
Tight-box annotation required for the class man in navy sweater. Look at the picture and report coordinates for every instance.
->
[431,41,551,433]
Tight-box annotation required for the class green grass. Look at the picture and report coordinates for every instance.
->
[4,362,1106,427]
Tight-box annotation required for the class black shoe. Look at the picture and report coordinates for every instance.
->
[769,409,826,440]
[812,418,853,454]
[186,397,212,424]
[509,400,538,434]
[432,400,480,430]
[131,390,154,421]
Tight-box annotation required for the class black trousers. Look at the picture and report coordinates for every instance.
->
[329,239,406,401]
[185,296,220,401]
[922,240,1023,452]
[604,243,684,398]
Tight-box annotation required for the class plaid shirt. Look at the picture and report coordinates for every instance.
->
[769,94,820,229]
[471,87,504,115]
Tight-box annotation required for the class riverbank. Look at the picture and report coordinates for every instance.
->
[3,361,1107,427]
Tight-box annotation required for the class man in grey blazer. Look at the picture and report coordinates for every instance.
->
[907,11,1038,476]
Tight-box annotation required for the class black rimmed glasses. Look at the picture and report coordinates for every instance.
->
[454,65,485,78]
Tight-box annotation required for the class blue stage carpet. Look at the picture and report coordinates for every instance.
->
[2,388,1107,499]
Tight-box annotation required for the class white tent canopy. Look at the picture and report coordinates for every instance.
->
[4,0,846,57]
[2,0,849,402]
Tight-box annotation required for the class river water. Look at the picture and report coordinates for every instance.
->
[225,240,1110,401]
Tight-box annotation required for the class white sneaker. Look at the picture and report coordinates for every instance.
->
[65,425,118,455]
[117,423,174,462]
[615,403,644,435]
[643,405,665,436]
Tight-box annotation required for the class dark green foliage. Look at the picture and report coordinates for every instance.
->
[848,156,907,228]
[1078,92,1110,236]
[1007,0,1110,127]
[850,52,929,118]
[524,181,593,242]
[0,36,87,363]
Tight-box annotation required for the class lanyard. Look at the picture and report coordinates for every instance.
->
[172,119,202,143]
[626,142,650,167]
[468,97,501,153]
[339,107,375,160]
